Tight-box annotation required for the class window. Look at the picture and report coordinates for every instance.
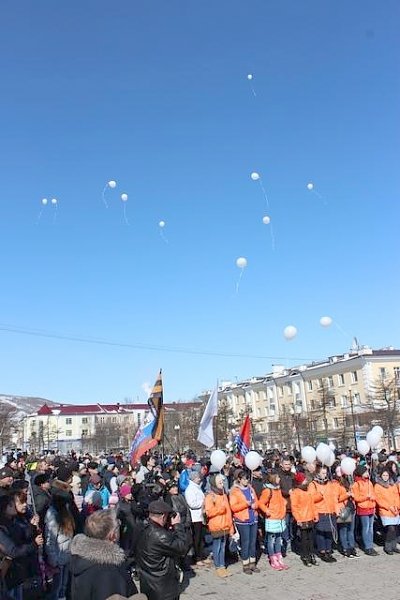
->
[341,395,348,408]
[287,384,292,395]
[278,386,283,397]
[66,418,72,425]
[81,429,88,436]
[351,371,358,383]
[338,374,345,386]
[66,430,72,437]
[137,413,142,425]
[394,367,400,380]
[31,419,36,426]
[112,417,117,423]
[100,416,105,423]
[328,396,336,408]
[353,392,360,405]
[267,388,274,400]
[327,376,334,389]
[82,417,88,424]
[333,417,339,429]
[380,367,387,380]
[307,381,313,391]
[318,379,323,389]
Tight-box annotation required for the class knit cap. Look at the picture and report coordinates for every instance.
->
[119,484,132,498]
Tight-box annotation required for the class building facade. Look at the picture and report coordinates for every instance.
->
[205,346,400,451]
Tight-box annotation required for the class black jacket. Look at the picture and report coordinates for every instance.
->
[0,516,40,590]
[278,468,295,511]
[32,484,51,528]
[117,500,144,555]
[69,534,138,600]
[136,521,188,600]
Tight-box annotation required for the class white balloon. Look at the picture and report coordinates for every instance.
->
[307,182,314,190]
[210,449,227,471]
[283,325,297,340]
[371,425,384,438]
[366,430,380,449]
[316,442,330,464]
[247,73,253,80]
[51,198,57,205]
[371,453,379,461]
[325,450,335,467]
[301,446,317,463]
[340,457,356,475]
[250,172,260,181]
[236,257,248,269]
[108,180,117,188]
[245,451,262,471]
[159,221,165,228]
[357,440,370,456]
[320,316,333,328]
[262,215,271,225]
[328,442,336,451]
[41,198,48,205]
[121,193,128,202]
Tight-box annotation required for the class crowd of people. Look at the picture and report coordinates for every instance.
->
[1,445,400,600]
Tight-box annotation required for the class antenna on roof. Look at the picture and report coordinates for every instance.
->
[351,337,360,351]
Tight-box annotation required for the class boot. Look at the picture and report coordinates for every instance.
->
[242,559,253,575]
[215,567,229,578]
[269,554,283,570]
[249,558,260,573]
[301,556,312,567]
[309,554,319,565]
[276,552,289,570]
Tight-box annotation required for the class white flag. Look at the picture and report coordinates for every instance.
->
[197,385,218,447]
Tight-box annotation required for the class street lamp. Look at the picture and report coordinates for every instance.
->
[348,389,357,448]
[174,424,181,454]
[51,409,61,452]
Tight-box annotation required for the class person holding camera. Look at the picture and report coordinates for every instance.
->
[135,499,188,600]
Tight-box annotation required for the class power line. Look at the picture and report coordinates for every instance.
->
[0,322,315,362]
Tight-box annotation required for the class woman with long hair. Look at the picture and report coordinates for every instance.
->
[204,474,233,578]
[259,471,288,570]
[374,465,400,554]
[0,490,43,600]
[289,471,318,567]
[331,468,357,558]
[308,465,338,562]
[229,470,259,575]
[45,480,81,600]
[352,465,378,556]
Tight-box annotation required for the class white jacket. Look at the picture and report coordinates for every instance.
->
[184,480,205,523]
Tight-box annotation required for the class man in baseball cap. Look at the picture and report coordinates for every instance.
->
[136,499,188,600]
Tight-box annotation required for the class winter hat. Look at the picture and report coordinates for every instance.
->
[116,474,127,486]
[0,466,14,479]
[56,466,73,482]
[189,470,200,481]
[119,484,132,498]
[34,473,51,486]
[109,493,119,507]
[294,472,307,485]
[354,465,368,477]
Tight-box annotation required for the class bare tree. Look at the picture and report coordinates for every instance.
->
[0,405,17,454]
[366,376,400,450]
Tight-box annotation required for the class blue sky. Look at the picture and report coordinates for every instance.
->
[0,1,399,405]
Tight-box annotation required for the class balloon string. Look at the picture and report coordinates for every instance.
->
[250,83,257,98]
[53,205,58,225]
[36,209,43,225]
[312,189,327,206]
[259,179,269,208]
[235,269,244,294]
[334,322,352,340]
[102,185,109,209]
[122,204,130,226]
[159,229,169,245]
[270,223,275,252]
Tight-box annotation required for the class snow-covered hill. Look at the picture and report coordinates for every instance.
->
[0,394,56,418]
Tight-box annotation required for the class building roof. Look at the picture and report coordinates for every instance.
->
[36,402,176,416]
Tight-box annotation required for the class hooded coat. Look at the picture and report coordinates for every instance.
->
[69,534,138,600]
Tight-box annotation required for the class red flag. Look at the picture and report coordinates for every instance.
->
[234,415,251,463]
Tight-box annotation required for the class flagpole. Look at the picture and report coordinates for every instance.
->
[214,380,219,449]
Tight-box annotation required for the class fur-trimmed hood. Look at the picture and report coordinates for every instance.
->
[71,534,126,568]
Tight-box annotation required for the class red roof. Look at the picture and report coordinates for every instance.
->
[36,402,176,416]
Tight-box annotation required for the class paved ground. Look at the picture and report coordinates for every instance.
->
[181,549,399,600]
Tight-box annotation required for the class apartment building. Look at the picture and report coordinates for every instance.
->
[214,346,400,450]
